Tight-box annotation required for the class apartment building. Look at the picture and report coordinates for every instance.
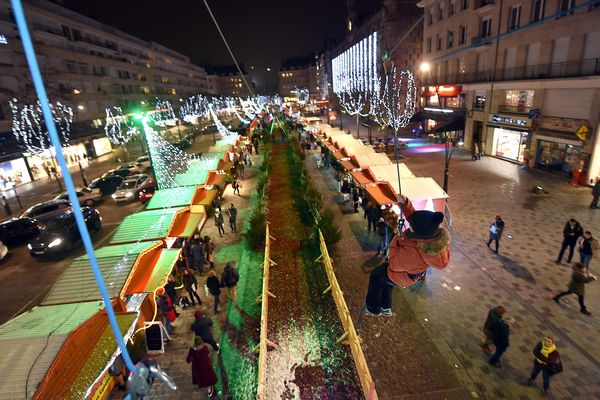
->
[0,0,208,187]
[205,65,252,97]
[278,56,319,98]
[418,0,600,182]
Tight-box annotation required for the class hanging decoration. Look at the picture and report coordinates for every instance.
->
[292,87,310,104]
[209,105,236,137]
[104,106,138,145]
[151,98,177,127]
[179,95,209,123]
[9,98,73,154]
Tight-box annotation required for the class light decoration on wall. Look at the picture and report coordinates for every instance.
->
[104,106,138,145]
[151,98,177,127]
[9,98,73,154]
[209,105,236,137]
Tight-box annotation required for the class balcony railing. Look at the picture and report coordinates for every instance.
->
[423,58,600,85]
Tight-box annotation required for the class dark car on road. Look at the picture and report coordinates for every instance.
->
[27,207,102,257]
[20,200,71,225]
[89,175,124,196]
[0,217,41,246]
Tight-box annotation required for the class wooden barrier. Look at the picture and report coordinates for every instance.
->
[316,229,378,400]
[256,224,277,400]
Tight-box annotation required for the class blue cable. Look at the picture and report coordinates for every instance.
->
[11,0,137,376]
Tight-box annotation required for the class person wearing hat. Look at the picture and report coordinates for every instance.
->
[365,196,450,316]
[156,288,176,336]
[190,310,220,352]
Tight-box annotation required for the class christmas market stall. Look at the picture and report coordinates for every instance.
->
[350,164,415,188]
[365,177,448,212]
[338,152,394,172]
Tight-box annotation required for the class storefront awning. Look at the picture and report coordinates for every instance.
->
[349,153,393,169]
[173,169,210,187]
[145,186,198,210]
[32,310,138,400]
[339,159,356,171]
[366,183,398,206]
[121,247,181,296]
[350,169,376,186]
[42,241,160,305]
[110,208,181,244]
[0,302,103,400]
[191,187,218,209]
[168,206,207,238]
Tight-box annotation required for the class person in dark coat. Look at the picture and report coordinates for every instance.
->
[221,262,240,305]
[227,203,238,233]
[206,270,222,314]
[528,337,561,395]
[376,217,388,255]
[480,305,507,353]
[352,188,360,213]
[214,209,225,237]
[576,230,596,267]
[366,203,379,232]
[191,310,220,352]
[182,269,202,307]
[232,178,241,196]
[488,307,511,367]
[590,177,600,208]
[1,195,11,216]
[204,236,216,269]
[190,236,205,274]
[556,218,583,264]
[164,275,179,315]
[186,336,218,397]
[486,215,505,254]
[156,288,176,336]
[553,262,597,315]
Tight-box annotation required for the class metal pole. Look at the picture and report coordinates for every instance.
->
[13,186,23,210]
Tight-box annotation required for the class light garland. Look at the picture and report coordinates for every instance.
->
[179,95,209,123]
[382,68,417,132]
[291,87,310,104]
[209,105,236,136]
[151,98,177,127]
[104,106,138,145]
[9,98,72,154]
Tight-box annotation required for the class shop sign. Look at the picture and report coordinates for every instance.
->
[490,114,529,128]
[423,85,462,97]
[575,125,589,141]
[538,116,589,134]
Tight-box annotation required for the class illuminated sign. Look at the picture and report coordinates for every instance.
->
[0,35,7,45]
[491,114,528,127]
[424,85,461,97]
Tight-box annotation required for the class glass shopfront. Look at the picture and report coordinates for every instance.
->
[535,140,585,176]
[26,144,89,180]
[492,127,528,162]
[93,137,113,157]
[0,158,32,190]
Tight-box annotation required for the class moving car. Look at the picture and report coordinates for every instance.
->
[138,183,156,204]
[54,187,102,206]
[112,174,150,202]
[27,207,102,257]
[0,217,41,246]
[135,155,151,171]
[21,200,71,224]
[107,164,137,178]
[89,174,124,195]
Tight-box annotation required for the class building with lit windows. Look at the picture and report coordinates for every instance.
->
[418,0,600,182]
[278,56,319,98]
[205,65,253,97]
[0,0,208,186]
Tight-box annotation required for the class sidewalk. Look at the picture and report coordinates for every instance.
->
[305,146,600,399]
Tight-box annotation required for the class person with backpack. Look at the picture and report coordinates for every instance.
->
[190,310,220,352]
[221,262,240,305]
[206,270,222,314]
[556,218,583,264]
[527,337,562,395]
[486,215,505,254]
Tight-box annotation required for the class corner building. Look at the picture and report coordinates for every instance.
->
[418,0,600,182]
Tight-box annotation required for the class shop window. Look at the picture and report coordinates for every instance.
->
[504,89,533,110]
[446,96,461,108]
[474,95,486,109]
[508,5,521,30]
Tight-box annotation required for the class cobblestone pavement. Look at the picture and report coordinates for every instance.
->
[306,144,600,400]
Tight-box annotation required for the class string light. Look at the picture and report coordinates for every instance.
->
[104,106,138,145]
[9,98,72,154]
[381,68,417,132]
[291,87,310,104]
[151,98,177,127]
[179,95,209,123]
[209,105,236,137]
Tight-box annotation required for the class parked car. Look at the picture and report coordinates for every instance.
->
[20,200,71,225]
[135,156,151,171]
[112,174,150,202]
[89,174,124,196]
[0,217,41,246]
[54,188,102,206]
[138,183,156,204]
[27,207,102,257]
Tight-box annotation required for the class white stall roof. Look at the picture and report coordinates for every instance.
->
[352,153,393,168]
[388,176,449,201]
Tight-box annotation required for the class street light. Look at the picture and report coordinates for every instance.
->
[420,62,431,73]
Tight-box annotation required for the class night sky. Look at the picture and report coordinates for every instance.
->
[60,0,348,91]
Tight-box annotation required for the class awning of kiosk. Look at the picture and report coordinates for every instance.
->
[167,206,207,238]
[348,153,394,169]
[110,208,180,244]
[145,186,197,210]
[121,247,180,296]
[191,187,218,208]
[187,158,221,173]
[32,310,138,400]
[350,164,415,187]
[42,241,160,305]
[173,168,210,187]
[0,302,102,400]
[205,171,227,188]
[366,183,398,205]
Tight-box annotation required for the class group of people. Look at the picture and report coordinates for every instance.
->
[213,204,238,237]
[481,306,562,395]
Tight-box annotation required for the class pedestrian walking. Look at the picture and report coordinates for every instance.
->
[156,288,176,336]
[352,188,360,213]
[366,203,379,232]
[204,235,216,269]
[186,336,218,397]
[190,235,205,274]
[227,203,237,233]
[182,269,202,307]
[238,161,245,180]
[376,217,388,255]
[480,305,507,352]
[1,195,11,216]
[527,337,562,395]
[232,178,241,196]
[552,262,597,315]
[576,230,598,267]
[556,218,583,264]
[214,209,225,237]
[206,270,222,314]
[487,307,511,368]
[221,262,240,305]
[190,310,220,352]
[486,215,505,254]
[164,275,179,315]
[590,177,600,208]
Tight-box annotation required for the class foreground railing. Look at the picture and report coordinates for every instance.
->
[256,224,277,400]
[315,229,378,400]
